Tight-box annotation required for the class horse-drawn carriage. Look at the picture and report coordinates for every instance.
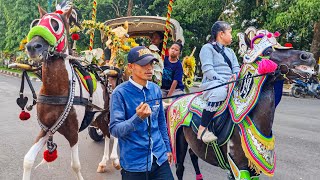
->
[10,3,190,177]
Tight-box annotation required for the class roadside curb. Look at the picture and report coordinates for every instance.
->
[0,69,40,81]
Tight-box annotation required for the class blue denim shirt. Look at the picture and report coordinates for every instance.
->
[110,78,172,172]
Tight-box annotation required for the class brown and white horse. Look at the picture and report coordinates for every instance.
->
[23,5,119,180]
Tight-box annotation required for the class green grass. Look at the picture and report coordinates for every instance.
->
[0,66,38,78]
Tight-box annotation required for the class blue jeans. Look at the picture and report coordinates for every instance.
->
[121,160,174,180]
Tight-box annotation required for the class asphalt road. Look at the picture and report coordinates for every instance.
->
[0,73,319,180]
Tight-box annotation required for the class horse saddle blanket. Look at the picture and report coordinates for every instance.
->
[167,75,236,162]
[75,67,97,95]
[228,63,267,123]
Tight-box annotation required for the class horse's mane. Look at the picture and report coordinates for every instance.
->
[56,0,81,28]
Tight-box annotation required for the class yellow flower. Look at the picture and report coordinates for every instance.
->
[69,26,81,34]
[19,44,25,51]
[19,37,28,50]
[182,55,196,77]
[127,38,134,43]
[183,77,194,88]
[131,42,139,47]
[99,23,105,31]
[113,37,119,43]
[121,45,131,51]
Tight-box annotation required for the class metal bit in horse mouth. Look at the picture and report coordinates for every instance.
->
[295,65,315,75]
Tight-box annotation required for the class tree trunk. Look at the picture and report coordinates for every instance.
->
[311,20,320,72]
[127,0,133,17]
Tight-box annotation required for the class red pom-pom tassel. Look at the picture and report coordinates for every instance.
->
[274,31,280,37]
[267,33,273,38]
[19,111,30,121]
[55,10,63,14]
[284,43,293,47]
[43,149,58,162]
[71,33,80,41]
[258,59,278,74]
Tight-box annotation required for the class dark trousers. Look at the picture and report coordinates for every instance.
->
[201,109,216,127]
[121,160,174,180]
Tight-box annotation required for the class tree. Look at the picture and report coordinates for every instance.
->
[172,0,224,57]
[273,0,320,68]
[0,0,7,51]
[0,0,47,52]
[127,0,133,16]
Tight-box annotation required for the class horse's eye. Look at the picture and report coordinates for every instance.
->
[30,19,40,29]
[51,19,59,32]
[263,48,273,56]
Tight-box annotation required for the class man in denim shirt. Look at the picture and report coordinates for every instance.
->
[110,46,174,180]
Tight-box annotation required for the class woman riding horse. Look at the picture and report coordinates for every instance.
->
[197,21,240,143]
[168,27,316,180]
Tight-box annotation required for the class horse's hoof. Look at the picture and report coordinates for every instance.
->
[96,165,107,173]
[112,160,121,170]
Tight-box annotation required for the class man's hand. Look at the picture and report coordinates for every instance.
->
[167,152,173,165]
[136,102,151,120]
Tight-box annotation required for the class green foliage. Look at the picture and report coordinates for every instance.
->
[1,0,320,67]
[0,0,47,52]
[172,0,224,57]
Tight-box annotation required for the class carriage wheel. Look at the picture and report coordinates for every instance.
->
[88,126,104,142]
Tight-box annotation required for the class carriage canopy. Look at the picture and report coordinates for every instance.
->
[101,16,185,45]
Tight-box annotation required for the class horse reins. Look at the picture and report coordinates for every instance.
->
[145,71,279,103]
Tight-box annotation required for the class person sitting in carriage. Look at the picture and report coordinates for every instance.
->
[197,21,240,143]
[161,41,185,98]
[151,31,169,56]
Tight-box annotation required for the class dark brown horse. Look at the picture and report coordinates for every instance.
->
[23,5,119,180]
[169,30,316,179]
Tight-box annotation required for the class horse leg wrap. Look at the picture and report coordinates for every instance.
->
[227,153,251,180]
[237,170,251,180]
[251,176,259,180]
[175,163,185,180]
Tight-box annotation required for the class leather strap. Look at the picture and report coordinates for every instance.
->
[37,95,105,111]
[211,43,233,70]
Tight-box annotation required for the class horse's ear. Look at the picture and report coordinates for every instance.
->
[38,4,47,18]
[63,6,73,20]
[244,33,251,48]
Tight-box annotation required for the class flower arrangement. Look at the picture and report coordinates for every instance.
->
[16,38,29,63]
[182,47,197,92]
[69,20,141,69]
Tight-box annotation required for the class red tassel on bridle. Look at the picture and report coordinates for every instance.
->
[55,10,63,14]
[43,149,58,162]
[43,135,58,162]
[19,110,30,121]
[71,33,80,41]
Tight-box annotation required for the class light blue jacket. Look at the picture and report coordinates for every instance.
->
[110,78,171,172]
[200,42,240,102]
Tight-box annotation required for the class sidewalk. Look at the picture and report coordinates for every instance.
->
[0,69,40,81]
[282,84,292,96]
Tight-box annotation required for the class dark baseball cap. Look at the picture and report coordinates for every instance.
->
[128,46,158,66]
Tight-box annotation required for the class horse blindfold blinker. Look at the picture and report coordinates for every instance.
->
[27,13,66,52]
